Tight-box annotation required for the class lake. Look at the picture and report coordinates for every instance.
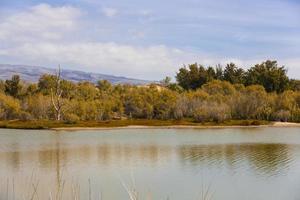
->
[0,127,300,200]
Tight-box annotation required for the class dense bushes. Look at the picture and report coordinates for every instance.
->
[0,93,21,120]
[0,60,300,123]
[193,101,230,123]
[0,78,300,122]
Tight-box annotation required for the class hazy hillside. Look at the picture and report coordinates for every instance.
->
[0,64,151,85]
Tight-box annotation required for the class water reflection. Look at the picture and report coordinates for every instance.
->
[0,144,173,170]
[178,143,292,177]
[1,128,300,200]
[0,142,295,178]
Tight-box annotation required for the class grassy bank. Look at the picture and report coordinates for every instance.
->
[0,119,271,130]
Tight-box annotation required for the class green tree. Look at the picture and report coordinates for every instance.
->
[289,79,300,91]
[207,66,216,80]
[176,65,193,90]
[38,74,56,95]
[38,74,76,98]
[160,76,172,87]
[223,63,245,84]
[97,80,112,92]
[5,75,22,98]
[245,60,289,93]
[215,64,223,80]
[176,63,212,90]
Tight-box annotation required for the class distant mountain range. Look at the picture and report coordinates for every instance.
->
[0,64,152,85]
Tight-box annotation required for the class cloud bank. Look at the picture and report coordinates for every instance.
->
[0,2,299,80]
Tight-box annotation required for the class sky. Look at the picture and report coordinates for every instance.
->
[0,0,299,80]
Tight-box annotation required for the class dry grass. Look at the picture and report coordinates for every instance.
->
[0,119,270,130]
[0,177,214,200]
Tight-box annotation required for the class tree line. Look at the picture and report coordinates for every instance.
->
[176,60,300,92]
[0,60,299,123]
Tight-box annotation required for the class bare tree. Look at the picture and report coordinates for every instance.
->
[51,65,64,121]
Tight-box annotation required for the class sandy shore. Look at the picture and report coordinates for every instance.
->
[51,122,300,131]
[272,122,300,127]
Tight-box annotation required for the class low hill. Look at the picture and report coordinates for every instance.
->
[0,64,151,85]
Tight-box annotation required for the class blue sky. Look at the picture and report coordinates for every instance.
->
[0,0,299,80]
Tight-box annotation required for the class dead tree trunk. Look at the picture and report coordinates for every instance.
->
[51,65,64,121]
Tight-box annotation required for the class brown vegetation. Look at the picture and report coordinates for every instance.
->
[0,60,299,128]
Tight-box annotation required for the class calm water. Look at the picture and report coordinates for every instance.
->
[0,127,300,200]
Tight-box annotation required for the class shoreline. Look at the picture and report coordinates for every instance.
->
[52,122,300,131]
[52,125,266,131]
[50,122,300,131]
[0,120,299,131]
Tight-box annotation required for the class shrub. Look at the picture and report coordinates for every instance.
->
[251,120,262,125]
[0,93,21,120]
[63,113,80,124]
[18,111,33,121]
[273,110,291,122]
[193,101,230,123]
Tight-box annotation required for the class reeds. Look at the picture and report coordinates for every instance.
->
[0,177,214,200]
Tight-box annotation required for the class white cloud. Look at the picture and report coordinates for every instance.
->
[0,42,192,79]
[0,4,81,42]
[0,4,187,79]
[101,7,118,18]
[280,58,300,79]
[0,3,299,80]
[1,40,300,80]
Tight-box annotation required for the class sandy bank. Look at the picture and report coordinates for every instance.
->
[272,122,300,127]
[51,122,300,131]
